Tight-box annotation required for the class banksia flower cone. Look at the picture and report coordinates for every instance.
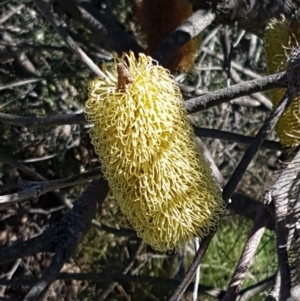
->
[265,16,300,148]
[135,0,197,73]
[85,52,224,252]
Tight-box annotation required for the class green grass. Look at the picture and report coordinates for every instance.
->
[200,215,276,300]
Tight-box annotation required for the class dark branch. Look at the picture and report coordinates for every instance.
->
[0,273,221,297]
[0,178,109,300]
[33,0,104,76]
[190,0,300,37]
[153,10,215,67]
[193,127,284,152]
[22,178,109,300]
[222,87,297,203]
[0,271,277,300]
[229,193,275,231]
[223,47,300,203]
[0,234,53,266]
[0,70,288,129]
[0,112,85,128]
[55,0,142,54]
[238,274,276,301]
[169,231,215,301]
[184,71,286,114]
[97,241,144,300]
[270,152,300,299]
[0,167,102,207]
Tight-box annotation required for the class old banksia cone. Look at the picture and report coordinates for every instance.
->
[85,52,224,252]
[135,0,197,73]
[265,15,300,148]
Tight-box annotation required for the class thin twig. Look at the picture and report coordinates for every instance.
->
[0,258,22,297]
[222,87,297,204]
[196,137,225,185]
[0,271,277,299]
[55,0,142,54]
[265,271,281,301]
[193,127,284,152]
[229,193,275,231]
[184,71,286,114]
[0,3,24,24]
[0,78,42,91]
[0,168,102,207]
[192,238,200,301]
[169,232,215,301]
[97,241,144,300]
[238,274,276,301]
[0,112,85,128]
[0,272,222,298]
[33,0,105,77]
[2,32,38,76]
[0,150,46,181]
[202,47,261,79]
[0,269,277,301]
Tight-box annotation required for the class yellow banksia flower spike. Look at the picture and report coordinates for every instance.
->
[135,0,198,73]
[265,15,300,148]
[85,52,224,252]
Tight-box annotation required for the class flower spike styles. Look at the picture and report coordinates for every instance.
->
[85,52,224,252]
[265,16,300,148]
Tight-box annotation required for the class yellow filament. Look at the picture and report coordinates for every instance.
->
[85,52,224,252]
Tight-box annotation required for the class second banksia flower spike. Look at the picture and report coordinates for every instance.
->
[85,52,224,252]
[265,15,300,148]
